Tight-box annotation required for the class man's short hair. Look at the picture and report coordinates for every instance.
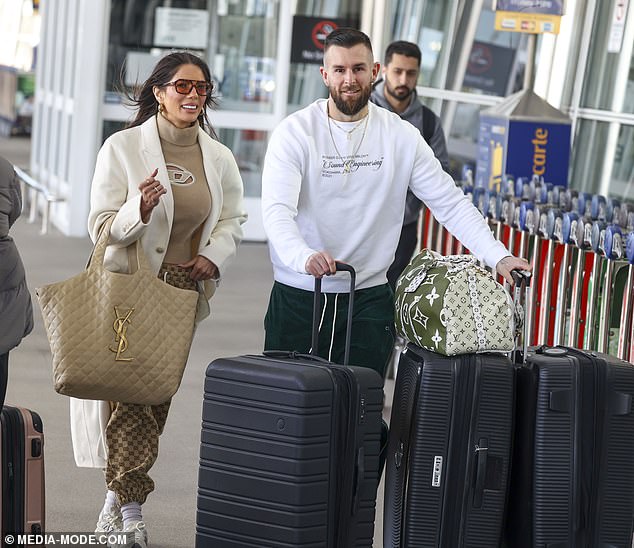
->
[384,41,422,66]
[324,27,373,55]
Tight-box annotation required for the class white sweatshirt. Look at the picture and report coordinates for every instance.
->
[262,99,509,292]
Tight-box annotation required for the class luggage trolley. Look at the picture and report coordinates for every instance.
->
[567,214,595,349]
[555,212,580,346]
[584,220,609,351]
[532,179,571,345]
[517,201,540,344]
[539,208,571,346]
[472,186,500,259]
[625,233,634,362]
[594,224,625,355]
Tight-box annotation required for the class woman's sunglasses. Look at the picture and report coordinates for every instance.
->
[164,79,213,96]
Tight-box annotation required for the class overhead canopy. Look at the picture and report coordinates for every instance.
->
[482,88,571,123]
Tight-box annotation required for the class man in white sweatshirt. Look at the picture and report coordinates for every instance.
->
[261,28,530,376]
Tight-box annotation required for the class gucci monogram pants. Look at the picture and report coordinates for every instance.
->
[105,264,197,505]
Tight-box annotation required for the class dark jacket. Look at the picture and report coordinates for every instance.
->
[370,80,450,225]
[0,156,33,354]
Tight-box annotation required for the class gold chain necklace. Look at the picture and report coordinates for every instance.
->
[329,117,367,140]
[327,105,369,174]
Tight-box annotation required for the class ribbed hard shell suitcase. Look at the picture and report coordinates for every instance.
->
[1,405,45,539]
[505,346,634,548]
[196,264,384,547]
[384,344,515,548]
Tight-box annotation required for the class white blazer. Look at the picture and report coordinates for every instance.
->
[88,115,246,287]
[72,116,247,468]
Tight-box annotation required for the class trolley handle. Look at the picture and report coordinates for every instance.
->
[511,269,532,364]
[312,262,356,365]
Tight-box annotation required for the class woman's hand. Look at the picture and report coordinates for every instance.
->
[139,168,166,223]
[179,255,219,282]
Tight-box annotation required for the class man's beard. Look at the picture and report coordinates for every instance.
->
[385,80,414,102]
[330,83,373,116]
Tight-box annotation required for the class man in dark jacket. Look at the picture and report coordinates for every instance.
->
[0,155,33,407]
[370,40,450,289]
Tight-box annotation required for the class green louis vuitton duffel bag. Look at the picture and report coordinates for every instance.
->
[394,249,516,356]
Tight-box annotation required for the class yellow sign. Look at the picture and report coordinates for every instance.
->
[495,11,562,34]
[490,141,504,191]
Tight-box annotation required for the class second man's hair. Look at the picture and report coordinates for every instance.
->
[384,41,422,66]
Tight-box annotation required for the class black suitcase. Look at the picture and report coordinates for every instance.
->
[1,405,45,539]
[383,344,515,548]
[505,346,634,548]
[196,264,384,548]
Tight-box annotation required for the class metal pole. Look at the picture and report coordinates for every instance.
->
[442,0,484,133]
[524,33,537,92]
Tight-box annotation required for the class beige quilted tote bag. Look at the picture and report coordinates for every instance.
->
[36,218,197,405]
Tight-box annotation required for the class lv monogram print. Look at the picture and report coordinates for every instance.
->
[395,249,515,356]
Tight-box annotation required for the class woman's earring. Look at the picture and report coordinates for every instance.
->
[158,103,164,114]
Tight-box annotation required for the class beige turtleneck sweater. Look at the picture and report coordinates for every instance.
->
[156,114,212,264]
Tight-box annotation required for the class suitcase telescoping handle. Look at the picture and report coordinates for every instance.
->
[511,269,532,364]
[312,262,356,366]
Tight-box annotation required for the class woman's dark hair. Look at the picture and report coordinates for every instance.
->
[124,51,217,137]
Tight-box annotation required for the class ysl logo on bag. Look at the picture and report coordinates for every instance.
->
[109,307,135,361]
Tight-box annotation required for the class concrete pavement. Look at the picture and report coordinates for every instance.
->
[1,136,393,547]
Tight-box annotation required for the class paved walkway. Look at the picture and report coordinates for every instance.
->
[2,136,393,547]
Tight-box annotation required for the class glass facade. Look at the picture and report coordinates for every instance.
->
[388,0,634,201]
[101,0,634,215]
[580,0,631,113]
[211,0,279,113]
[387,1,533,177]
[567,0,634,200]
[32,0,634,237]
[286,1,360,112]
[218,127,269,198]
[106,0,280,112]
[389,0,455,100]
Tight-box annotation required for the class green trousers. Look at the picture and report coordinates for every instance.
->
[264,281,395,378]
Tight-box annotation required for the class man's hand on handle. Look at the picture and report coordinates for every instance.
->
[496,255,533,285]
[306,251,337,278]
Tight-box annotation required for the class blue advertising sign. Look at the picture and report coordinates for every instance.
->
[477,115,571,188]
[477,89,571,188]
[476,115,508,190]
[495,0,564,15]
[505,120,570,186]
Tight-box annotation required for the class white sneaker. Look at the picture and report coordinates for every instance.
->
[95,507,123,533]
[108,520,148,548]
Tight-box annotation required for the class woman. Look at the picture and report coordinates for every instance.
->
[0,155,34,408]
[79,52,246,548]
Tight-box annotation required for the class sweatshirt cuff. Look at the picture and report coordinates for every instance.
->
[294,247,317,274]
[483,243,512,271]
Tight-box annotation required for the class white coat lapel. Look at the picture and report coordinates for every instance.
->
[198,128,223,236]
[140,117,174,230]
